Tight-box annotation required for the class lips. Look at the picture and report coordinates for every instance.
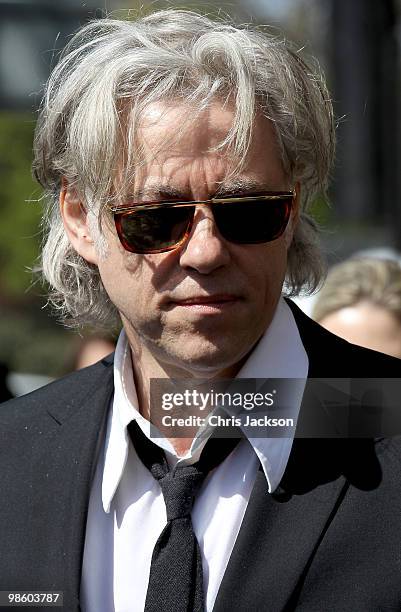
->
[173,295,238,306]
[165,294,241,314]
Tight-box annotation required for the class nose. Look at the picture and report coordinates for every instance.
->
[178,206,231,274]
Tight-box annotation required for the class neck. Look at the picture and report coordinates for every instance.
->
[124,328,246,456]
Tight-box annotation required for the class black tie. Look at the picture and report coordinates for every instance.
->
[128,421,239,612]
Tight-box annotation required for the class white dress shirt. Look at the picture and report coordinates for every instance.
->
[80,298,308,612]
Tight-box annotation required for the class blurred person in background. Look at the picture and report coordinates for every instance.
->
[313,257,401,358]
[0,9,401,612]
[0,361,13,402]
[73,335,116,370]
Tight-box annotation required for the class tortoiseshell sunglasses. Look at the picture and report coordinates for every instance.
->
[110,191,295,254]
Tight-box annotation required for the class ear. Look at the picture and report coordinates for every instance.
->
[60,181,99,265]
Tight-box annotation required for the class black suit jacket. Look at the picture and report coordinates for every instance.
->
[1,300,401,611]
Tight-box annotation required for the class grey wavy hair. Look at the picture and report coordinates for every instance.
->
[33,8,335,329]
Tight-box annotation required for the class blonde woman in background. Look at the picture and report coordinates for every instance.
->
[313,257,401,358]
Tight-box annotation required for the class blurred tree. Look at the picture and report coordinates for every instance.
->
[0,112,41,295]
[0,111,83,377]
[0,1,106,379]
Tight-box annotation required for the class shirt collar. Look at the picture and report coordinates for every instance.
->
[102,297,308,512]
[236,298,308,492]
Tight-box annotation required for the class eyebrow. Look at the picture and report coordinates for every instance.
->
[214,179,274,197]
[129,180,276,201]
[130,186,185,200]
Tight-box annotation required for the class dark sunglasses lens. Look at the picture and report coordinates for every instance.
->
[212,198,292,244]
[117,206,194,253]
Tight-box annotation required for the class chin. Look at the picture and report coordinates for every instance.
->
[165,340,247,378]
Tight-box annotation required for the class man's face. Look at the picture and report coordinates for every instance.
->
[79,102,297,377]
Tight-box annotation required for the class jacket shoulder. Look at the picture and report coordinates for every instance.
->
[0,354,114,426]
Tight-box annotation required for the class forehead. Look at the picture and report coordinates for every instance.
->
[130,100,286,195]
[138,101,235,153]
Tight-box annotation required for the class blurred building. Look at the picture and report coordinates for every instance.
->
[0,0,102,111]
[330,0,401,252]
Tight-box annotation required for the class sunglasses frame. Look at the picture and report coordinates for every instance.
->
[111,190,296,254]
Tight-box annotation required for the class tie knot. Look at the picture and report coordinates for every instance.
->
[128,421,240,522]
[159,467,205,521]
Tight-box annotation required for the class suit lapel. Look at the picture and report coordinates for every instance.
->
[26,361,114,610]
[284,298,340,378]
[213,443,349,611]
[215,300,378,610]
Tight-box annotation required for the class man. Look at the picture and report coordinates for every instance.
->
[1,9,400,612]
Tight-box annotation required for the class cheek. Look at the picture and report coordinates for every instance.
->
[97,249,146,312]
[252,242,288,302]
[256,240,288,277]
[97,248,173,338]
